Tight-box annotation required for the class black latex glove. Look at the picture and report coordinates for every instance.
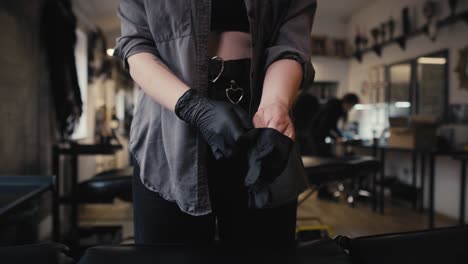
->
[175,89,253,159]
[240,128,293,190]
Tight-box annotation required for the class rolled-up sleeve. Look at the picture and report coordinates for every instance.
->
[113,0,160,69]
[263,0,317,89]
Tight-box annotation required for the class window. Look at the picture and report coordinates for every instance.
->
[386,50,448,120]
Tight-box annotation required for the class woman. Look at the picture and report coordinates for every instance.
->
[114,0,316,246]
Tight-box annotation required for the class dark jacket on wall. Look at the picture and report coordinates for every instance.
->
[42,0,82,139]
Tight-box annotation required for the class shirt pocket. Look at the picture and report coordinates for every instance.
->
[145,0,192,43]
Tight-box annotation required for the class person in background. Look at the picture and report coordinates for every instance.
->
[309,93,359,200]
[291,92,320,155]
[310,93,360,156]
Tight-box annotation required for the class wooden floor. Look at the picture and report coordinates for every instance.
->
[79,194,458,242]
[297,193,458,238]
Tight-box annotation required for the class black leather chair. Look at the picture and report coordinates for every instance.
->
[297,155,380,239]
[76,167,133,249]
[341,156,380,207]
[0,242,74,264]
[336,225,468,264]
[78,239,350,264]
[300,155,380,206]
[78,167,133,204]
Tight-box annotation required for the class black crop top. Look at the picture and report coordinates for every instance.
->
[211,0,250,33]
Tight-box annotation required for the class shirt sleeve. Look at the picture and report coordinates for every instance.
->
[113,0,161,70]
[263,0,317,89]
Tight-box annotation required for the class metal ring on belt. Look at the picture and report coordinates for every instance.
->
[209,56,225,83]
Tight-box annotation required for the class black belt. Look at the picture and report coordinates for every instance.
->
[208,56,251,105]
[208,56,251,83]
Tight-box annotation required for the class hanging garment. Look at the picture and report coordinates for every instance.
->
[42,0,82,139]
[240,128,309,209]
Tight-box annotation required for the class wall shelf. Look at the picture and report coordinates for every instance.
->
[353,10,468,62]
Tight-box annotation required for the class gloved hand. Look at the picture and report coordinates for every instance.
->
[240,128,293,190]
[239,128,306,209]
[175,89,253,160]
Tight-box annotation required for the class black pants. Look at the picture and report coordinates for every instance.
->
[132,58,297,247]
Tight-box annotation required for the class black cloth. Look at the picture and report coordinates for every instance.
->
[239,128,308,209]
[241,129,293,191]
[211,0,250,33]
[42,0,82,139]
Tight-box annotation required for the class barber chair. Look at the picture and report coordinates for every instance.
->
[300,156,353,205]
[78,167,133,203]
[340,156,380,207]
[76,167,133,252]
[336,225,468,264]
[297,156,379,239]
[297,157,352,239]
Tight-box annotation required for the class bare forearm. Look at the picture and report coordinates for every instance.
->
[128,52,189,111]
[259,59,303,110]
[253,59,303,139]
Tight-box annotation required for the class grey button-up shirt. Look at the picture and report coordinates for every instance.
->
[114,0,316,216]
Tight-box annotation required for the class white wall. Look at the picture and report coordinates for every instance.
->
[312,57,350,95]
[345,0,468,221]
[311,8,350,94]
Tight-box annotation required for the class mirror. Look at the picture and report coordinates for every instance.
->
[388,63,412,117]
[386,50,448,120]
[416,51,448,119]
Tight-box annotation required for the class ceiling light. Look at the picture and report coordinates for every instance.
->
[394,101,411,108]
[354,104,373,110]
[106,49,115,57]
